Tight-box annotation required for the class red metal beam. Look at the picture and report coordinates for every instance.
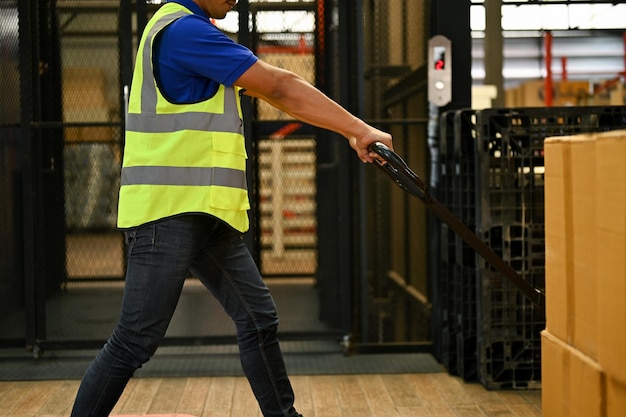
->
[545,31,553,107]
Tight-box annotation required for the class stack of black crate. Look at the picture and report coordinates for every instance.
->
[434,110,456,375]
[474,107,546,389]
[453,109,480,383]
[435,108,479,382]
[434,105,626,389]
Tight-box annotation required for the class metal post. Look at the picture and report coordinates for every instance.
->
[19,0,46,354]
[237,0,260,262]
[136,0,147,41]
[119,0,133,126]
[484,0,504,107]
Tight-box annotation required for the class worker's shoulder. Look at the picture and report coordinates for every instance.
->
[164,12,221,39]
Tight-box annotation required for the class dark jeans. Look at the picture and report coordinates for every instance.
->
[70,215,300,417]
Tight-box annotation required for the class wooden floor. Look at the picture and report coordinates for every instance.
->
[0,373,542,417]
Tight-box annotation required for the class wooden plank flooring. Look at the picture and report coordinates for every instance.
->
[0,374,541,417]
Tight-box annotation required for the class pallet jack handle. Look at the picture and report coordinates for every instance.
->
[369,142,546,317]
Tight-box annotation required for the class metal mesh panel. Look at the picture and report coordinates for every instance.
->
[362,0,431,344]
[251,3,319,276]
[57,3,124,282]
[0,1,23,342]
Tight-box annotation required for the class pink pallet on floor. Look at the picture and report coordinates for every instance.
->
[53,415,198,417]
[112,415,198,417]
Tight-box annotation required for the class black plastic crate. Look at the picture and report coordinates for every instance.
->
[477,253,545,389]
[455,265,478,382]
[438,224,458,375]
[479,336,543,390]
[434,109,481,378]
[454,109,479,228]
[439,110,457,206]
[472,105,626,389]
[439,109,480,377]
[451,109,479,381]
[433,110,460,373]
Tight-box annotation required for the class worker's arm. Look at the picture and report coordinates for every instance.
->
[234,60,392,163]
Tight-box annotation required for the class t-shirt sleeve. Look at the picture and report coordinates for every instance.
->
[157,14,258,88]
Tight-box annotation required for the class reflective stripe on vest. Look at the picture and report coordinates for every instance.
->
[118,4,249,232]
[121,166,246,189]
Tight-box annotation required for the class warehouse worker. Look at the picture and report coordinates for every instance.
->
[69,0,392,416]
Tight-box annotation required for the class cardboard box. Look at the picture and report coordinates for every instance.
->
[541,330,604,417]
[63,67,114,142]
[544,134,599,360]
[553,80,592,106]
[541,330,567,417]
[584,81,626,106]
[472,85,497,110]
[504,84,520,107]
[542,131,626,414]
[606,375,626,417]
[505,80,590,107]
[544,137,574,343]
[595,130,626,383]
[570,136,598,359]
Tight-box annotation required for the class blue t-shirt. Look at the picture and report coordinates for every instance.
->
[153,0,258,103]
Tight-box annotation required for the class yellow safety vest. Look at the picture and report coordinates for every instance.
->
[117,3,250,232]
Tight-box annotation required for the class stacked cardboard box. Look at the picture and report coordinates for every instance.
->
[63,67,114,142]
[505,80,590,107]
[543,130,626,416]
[505,79,626,108]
